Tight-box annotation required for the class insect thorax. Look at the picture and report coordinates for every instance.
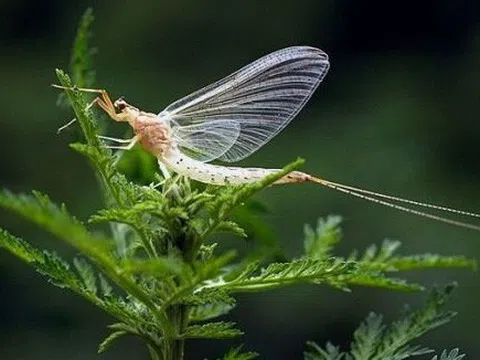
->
[132,114,172,157]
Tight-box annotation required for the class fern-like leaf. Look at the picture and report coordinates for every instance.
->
[158,251,237,311]
[222,345,258,360]
[304,215,342,260]
[431,349,465,360]
[0,228,81,290]
[98,330,128,353]
[187,288,236,322]
[74,257,98,294]
[351,239,476,272]
[216,258,421,293]
[121,256,185,277]
[56,7,96,108]
[0,228,132,324]
[305,285,459,360]
[180,321,243,339]
[70,7,96,88]
[0,190,112,259]
[305,341,343,360]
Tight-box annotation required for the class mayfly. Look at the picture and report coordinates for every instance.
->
[53,46,480,231]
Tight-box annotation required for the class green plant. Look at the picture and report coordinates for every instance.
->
[0,9,475,360]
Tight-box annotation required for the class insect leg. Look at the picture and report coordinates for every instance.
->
[97,135,136,143]
[52,85,119,120]
[57,117,78,134]
[56,94,110,133]
[103,135,139,150]
[157,160,172,180]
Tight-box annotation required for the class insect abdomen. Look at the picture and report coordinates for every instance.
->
[161,150,291,185]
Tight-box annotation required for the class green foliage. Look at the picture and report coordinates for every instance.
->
[57,8,96,108]
[180,321,243,339]
[431,349,465,360]
[304,215,342,259]
[70,7,96,88]
[187,288,236,322]
[221,345,258,360]
[98,329,128,353]
[304,285,465,360]
[0,8,475,360]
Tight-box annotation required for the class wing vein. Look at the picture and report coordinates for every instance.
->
[163,46,329,163]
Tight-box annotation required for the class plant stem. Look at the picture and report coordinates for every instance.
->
[163,304,187,360]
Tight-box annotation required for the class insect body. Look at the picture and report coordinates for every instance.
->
[53,46,480,231]
[112,95,311,186]
[115,99,297,185]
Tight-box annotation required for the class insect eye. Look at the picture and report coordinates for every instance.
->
[114,97,127,111]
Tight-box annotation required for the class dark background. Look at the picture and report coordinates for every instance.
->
[1,1,479,359]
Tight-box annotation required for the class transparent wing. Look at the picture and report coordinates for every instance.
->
[171,119,241,162]
[160,46,329,163]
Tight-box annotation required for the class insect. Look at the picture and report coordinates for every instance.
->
[53,46,480,231]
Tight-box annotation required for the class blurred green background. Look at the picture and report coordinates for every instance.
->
[1,1,479,359]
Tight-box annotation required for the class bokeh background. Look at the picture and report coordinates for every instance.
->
[1,1,479,359]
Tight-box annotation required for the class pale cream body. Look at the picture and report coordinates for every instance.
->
[124,107,306,185]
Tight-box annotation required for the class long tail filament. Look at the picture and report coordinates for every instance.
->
[294,172,480,232]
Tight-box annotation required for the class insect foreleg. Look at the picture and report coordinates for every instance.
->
[56,94,110,133]
[97,135,136,143]
[52,84,119,120]
[102,135,140,150]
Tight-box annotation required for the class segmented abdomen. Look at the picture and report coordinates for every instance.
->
[161,149,303,185]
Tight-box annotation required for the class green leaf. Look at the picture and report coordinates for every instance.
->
[343,269,423,292]
[0,190,174,335]
[69,143,113,174]
[349,313,384,359]
[0,227,43,263]
[304,341,343,360]
[304,215,342,259]
[388,253,476,271]
[187,288,236,322]
[180,321,243,339]
[70,7,96,88]
[98,330,127,353]
[0,228,132,324]
[222,345,258,360]
[0,190,112,257]
[74,257,98,294]
[56,7,96,108]
[220,258,356,292]
[350,239,476,272]
[215,220,248,238]
[349,313,433,359]
[0,227,81,290]
[372,286,457,360]
[158,251,237,311]
[431,349,465,360]
[217,258,421,293]
[305,284,459,360]
[99,273,113,297]
[121,256,185,277]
